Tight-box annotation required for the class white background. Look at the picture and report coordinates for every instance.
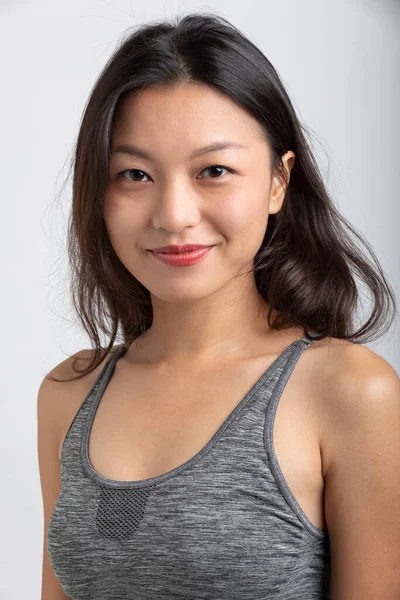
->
[1,1,399,597]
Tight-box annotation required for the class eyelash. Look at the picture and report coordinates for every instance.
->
[115,164,234,183]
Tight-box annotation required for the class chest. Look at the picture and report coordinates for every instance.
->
[60,349,327,533]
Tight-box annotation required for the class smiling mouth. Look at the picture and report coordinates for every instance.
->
[148,245,215,265]
[149,245,215,254]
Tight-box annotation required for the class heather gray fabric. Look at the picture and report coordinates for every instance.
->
[48,334,331,599]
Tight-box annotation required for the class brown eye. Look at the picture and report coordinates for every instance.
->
[198,165,232,179]
[115,164,234,183]
[116,169,150,182]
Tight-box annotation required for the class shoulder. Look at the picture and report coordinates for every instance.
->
[311,340,400,594]
[38,347,116,455]
[316,338,399,414]
[42,346,119,386]
[306,335,399,400]
[310,338,400,476]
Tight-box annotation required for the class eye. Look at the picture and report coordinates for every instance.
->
[116,169,150,183]
[198,165,233,179]
[115,164,234,184]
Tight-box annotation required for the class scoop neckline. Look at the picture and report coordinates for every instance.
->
[80,337,309,489]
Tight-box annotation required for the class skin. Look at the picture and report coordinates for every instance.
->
[39,82,400,600]
[103,83,400,598]
[104,82,296,366]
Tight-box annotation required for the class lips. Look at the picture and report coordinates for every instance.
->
[149,245,214,266]
[149,244,214,254]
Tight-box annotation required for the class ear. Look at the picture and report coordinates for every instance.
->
[268,151,295,214]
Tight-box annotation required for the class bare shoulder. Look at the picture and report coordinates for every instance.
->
[308,337,400,476]
[39,348,104,409]
[37,348,113,600]
[305,335,399,393]
[38,347,115,459]
[312,337,399,407]
[309,339,400,594]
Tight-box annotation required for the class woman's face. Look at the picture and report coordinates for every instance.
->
[104,82,294,303]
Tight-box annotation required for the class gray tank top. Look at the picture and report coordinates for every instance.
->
[47,334,331,599]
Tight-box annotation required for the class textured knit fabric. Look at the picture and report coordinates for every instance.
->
[47,334,331,599]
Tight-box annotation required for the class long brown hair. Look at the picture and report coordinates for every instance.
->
[47,11,397,382]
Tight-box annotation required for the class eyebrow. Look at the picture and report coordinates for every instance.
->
[111,141,248,161]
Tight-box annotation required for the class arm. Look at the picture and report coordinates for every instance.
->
[321,345,400,599]
[37,350,94,600]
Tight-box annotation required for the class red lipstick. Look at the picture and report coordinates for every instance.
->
[149,244,212,253]
[148,245,215,266]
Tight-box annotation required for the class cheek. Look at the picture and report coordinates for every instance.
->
[103,192,142,254]
[216,191,269,239]
[103,195,120,243]
[103,188,124,223]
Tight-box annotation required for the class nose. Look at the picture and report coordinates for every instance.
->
[151,179,201,232]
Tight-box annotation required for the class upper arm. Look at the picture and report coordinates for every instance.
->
[321,345,400,599]
[37,350,94,600]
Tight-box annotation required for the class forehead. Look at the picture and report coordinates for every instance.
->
[111,83,266,148]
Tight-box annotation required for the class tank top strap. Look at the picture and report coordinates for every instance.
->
[72,344,127,418]
[93,344,127,392]
[297,331,323,347]
[59,344,127,471]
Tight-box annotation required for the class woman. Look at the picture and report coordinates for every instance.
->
[37,12,400,600]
